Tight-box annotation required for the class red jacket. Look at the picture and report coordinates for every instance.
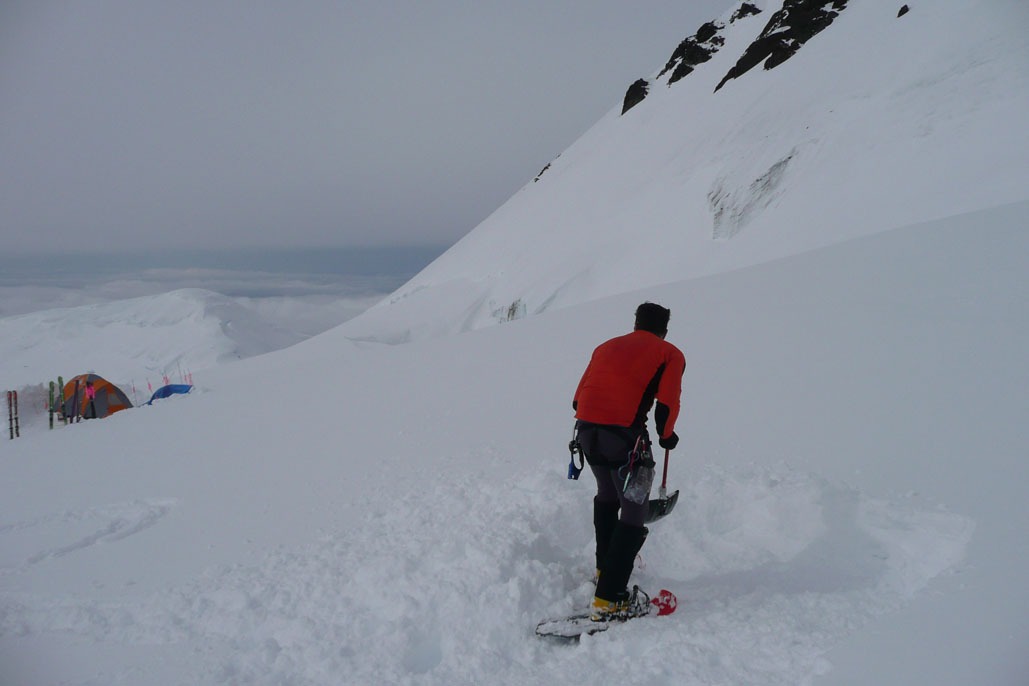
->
[573,330,685,439]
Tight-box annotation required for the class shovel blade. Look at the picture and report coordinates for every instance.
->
[645,489,679,523]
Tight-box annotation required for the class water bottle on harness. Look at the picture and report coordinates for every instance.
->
[620,434,656,504]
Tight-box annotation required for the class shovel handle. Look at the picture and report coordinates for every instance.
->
[660,447,670,497]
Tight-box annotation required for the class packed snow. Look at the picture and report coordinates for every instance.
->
[2,1,1028,684]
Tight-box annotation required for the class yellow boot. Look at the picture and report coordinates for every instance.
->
[591,587,650,622]
[590,594,628,621]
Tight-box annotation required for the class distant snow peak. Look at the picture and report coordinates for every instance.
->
[716,0,850,91]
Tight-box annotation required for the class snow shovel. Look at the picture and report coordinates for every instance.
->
[645,448,679,523]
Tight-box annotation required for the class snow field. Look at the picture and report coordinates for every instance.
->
[2,1,1028,682]
[1,458,971,686]
[2,202,1026,683]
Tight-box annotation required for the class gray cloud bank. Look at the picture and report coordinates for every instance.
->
[0,245,444,317]
[1,1,730,256]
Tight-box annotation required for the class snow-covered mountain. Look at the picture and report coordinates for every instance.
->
[0,288,382,394]
[341,0,1028,343]
[0,289,292,389]
[1,1,1027,685]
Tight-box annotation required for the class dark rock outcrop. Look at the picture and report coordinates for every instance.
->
[731,3,762,23]
[658,21,727,85]
[535,156,561,183]
[715,0,850,91]
[621,79,650,115]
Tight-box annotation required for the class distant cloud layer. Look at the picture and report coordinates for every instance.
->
[0,246,444,317]
[0,1,731,256]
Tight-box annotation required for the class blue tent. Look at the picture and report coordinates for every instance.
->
[147,384,193,405]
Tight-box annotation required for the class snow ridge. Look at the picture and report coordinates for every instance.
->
[339,0,1029,345]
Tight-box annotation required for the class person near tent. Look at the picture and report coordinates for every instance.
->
[83,380,97,419]
[571,302,686,620]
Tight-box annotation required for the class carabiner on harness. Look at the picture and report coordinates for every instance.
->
[567,428,585,480]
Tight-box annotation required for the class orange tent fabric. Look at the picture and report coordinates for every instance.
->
[62,373,133,419]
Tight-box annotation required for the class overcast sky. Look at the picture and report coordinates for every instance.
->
[2,1,731,256]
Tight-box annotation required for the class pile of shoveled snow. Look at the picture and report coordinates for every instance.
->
[0,464,970,685]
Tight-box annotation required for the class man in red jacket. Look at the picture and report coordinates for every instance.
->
[573,302,685,619]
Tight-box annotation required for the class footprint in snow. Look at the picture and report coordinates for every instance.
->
[0,498,177,571]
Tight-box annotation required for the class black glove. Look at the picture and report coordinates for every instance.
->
[658,432,679,450]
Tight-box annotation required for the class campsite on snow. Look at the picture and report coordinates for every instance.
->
[2,1,1028,684]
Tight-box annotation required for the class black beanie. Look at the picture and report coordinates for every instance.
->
[634,302,670,335]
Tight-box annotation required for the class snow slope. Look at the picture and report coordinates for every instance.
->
[1,203,1026,685]
[341,0,1029,344]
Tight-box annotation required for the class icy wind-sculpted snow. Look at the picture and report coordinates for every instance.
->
[709,149,796,240]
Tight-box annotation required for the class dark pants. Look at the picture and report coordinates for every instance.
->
[578,423,651,527]
[591,464,648,527]
[578,423,652,598]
